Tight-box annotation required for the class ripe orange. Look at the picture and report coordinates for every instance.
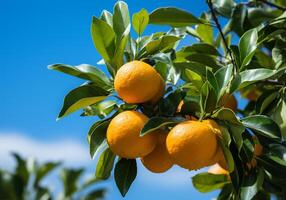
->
[208,163,229,176]
[166,120,218,170]
[141,130,173,173]
[149,75,165,104]
[114,61,162,103]
[106,111,156,159]
[221,94,237,111]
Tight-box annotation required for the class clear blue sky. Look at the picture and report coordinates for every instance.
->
[0,0,246,199]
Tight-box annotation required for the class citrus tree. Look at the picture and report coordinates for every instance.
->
[49,0,286,199]
[0,154,105,200]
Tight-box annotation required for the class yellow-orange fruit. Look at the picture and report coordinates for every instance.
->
[221,94,237,111]
[149,75,165,104]
[107,111,156,159]
[208,163,229,176]
[114,61,161,103]
[141,130,173,173]
[166,120,218,170]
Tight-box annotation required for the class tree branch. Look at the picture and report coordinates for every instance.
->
[206,0,238,74]
[258,0,286,11]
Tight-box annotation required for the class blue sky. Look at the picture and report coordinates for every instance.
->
[0,0,247,199]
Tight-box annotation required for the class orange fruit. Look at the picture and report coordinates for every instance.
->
[208,163,229,176]
[114,61,162,103]
[149,75,165,104]
[141,130,173,173]
[166,120,218,170]
[246,90,259,101]
[221,94,237,111]
[107,111,156,159]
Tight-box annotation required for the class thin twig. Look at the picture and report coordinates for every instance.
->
[206,0,238,74]
[258,0,286,11]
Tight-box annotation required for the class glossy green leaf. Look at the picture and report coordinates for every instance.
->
[48,64,112,90]
[241,169,264,200]
[89,120,110,158]
[114,159,137,197]
[113,24,131,70]
[215,65,233,98]
[146,35,180,54]
[132,9,149,36]
[239,68,278,89]
[58,84,108,119]
[271,99,286,140]
[196,13,213,45]
[96,148,116,180]
[192,173,230,193]
[100,10,113,26]
[212,0,236,18]
[91,16,115,67]
[186,53,221,70]
[184,69,203,90]
[113,1,130,41]
[149,7,202,27]
[84,100,116,118]
[213,108,241,125]
[140,117,183,136]
[241,115,281,140]
[239,28,258,68]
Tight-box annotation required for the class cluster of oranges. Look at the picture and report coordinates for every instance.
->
[106,61,261,174]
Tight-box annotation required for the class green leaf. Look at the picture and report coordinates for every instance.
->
[256,90,279,114]
[192,173,230,193]
[113,24,131,70]
[96,148,116,180]
[34,162,61,186]
[140,117,183,136]
[241,115,281,140]
[230,4,247,36]
[213,0,236,18]
[48,64,112,90]
[114,159,137,197]
[89,120,110,158]
[60,168,83,197]
[184,69,203,90]
[58,84,108,119]
[149,7,202,27]
[145,35,180,55]
[100,10,113,26]
[239,28,258,68]
[196,13,213,45]
[113,1,130,42]
[213,108,241,125]
[186,53,221,70]
[132,9,149,36]
[206,69,219,98]
[215,65,233,98]
[241,169,264,200]
[91,16,115,68]
[83,100,116,117]
[271,99,286,140]
[239,68,278,89]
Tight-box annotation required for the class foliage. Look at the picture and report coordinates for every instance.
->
[50,0,286,199]
[0,153,105,200]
